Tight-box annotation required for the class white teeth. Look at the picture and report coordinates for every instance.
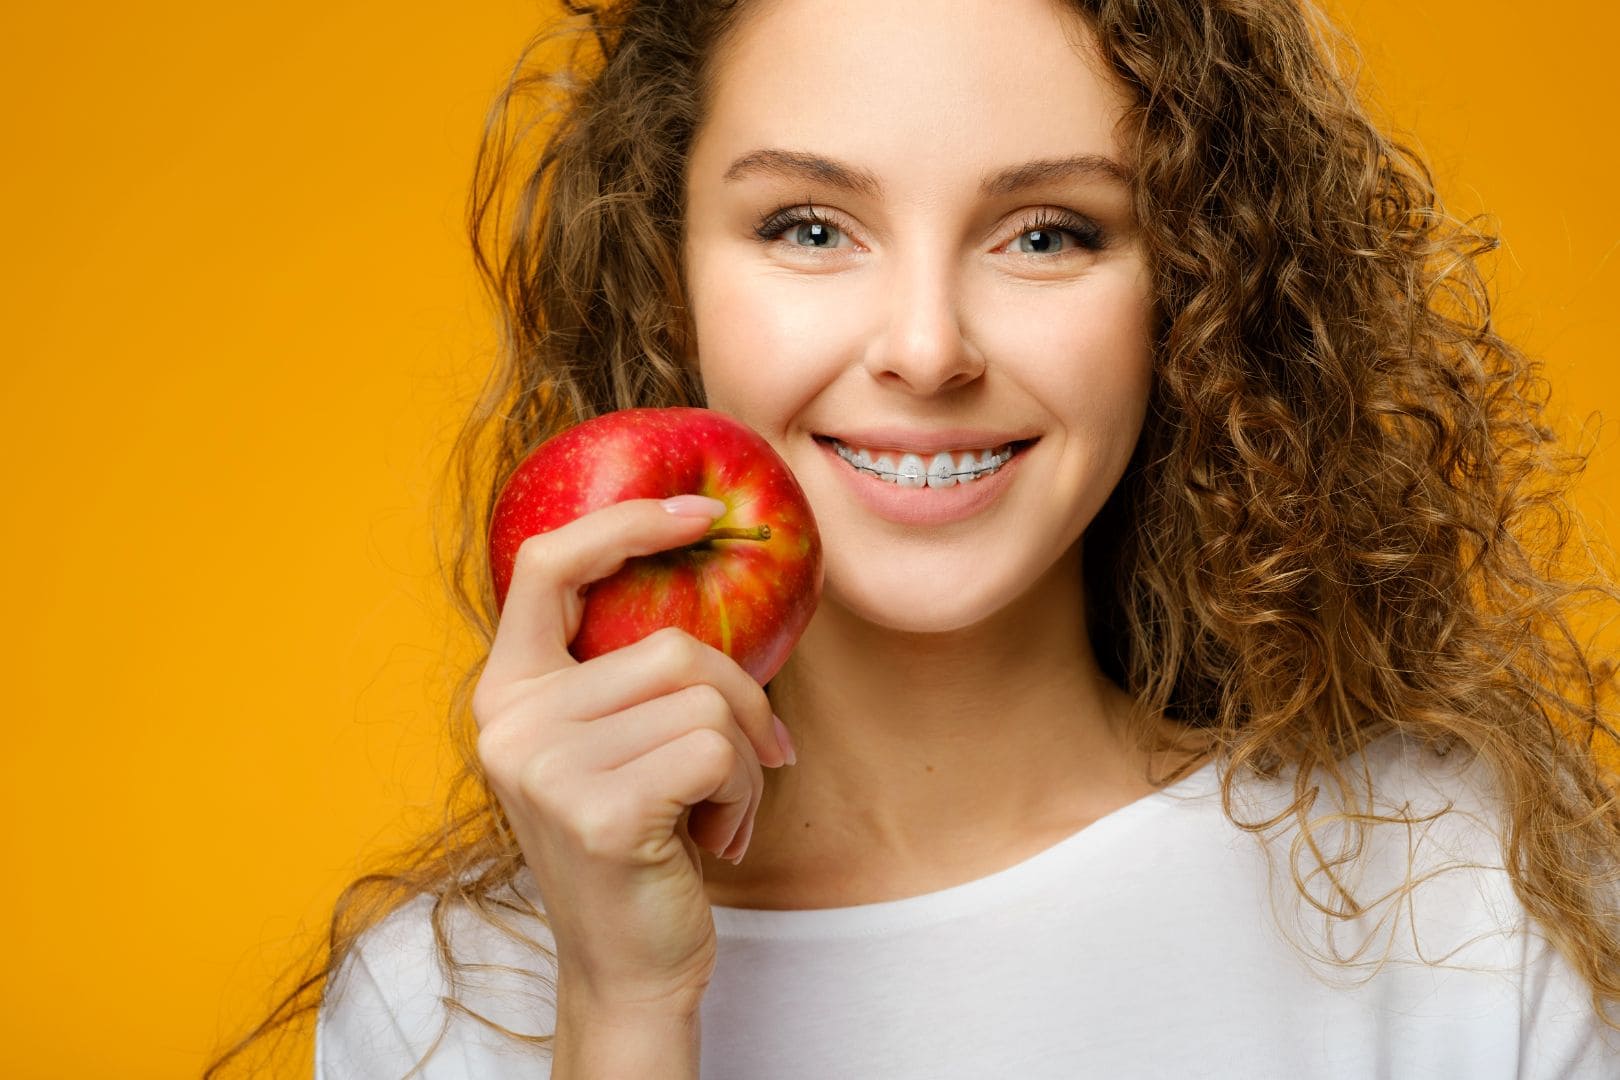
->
[832,439,1014,486]
[894,453,927,488]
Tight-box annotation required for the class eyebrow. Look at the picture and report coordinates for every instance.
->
[721,147,1132,198]
[985,154,1132,195]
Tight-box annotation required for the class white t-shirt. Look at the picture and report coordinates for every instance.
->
[314,732,1619,1078]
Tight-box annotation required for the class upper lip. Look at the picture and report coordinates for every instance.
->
[817,428,1039,455]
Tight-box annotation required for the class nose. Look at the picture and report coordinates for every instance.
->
[861,257,986,395]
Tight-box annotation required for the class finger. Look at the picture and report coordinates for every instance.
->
[482,497,725,696]
[616,727,754,857]
[721,808,756,863]
[566,683,758,777]
[533,626,786,769]
[571,684,763,859]
[694,788,754,862]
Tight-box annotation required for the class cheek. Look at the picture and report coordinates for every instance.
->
[689,260,844,413]
[1002,276,1154,432]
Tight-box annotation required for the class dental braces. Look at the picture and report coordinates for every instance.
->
[849,461,1005,481]
[838,445,1012,483]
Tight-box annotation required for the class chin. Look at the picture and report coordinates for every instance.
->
[823,560,1015,636]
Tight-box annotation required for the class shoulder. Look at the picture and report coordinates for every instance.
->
[342,864,558,1007]
[1219,731,1619,1064]
[1093,729,1520,957]
[1200,730,1530,983]
[1226,729,1514,871]
[316,865,559,1078]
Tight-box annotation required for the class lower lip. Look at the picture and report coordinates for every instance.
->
[816,437,1031,526]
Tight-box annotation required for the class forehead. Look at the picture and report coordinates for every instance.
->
[697,0,1133,186]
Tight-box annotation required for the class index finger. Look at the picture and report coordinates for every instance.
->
[482,496,725,691]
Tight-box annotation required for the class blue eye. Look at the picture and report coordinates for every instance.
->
[1013,211,1106,254]
[754,205,844,248]
[790,223,842,250]
[1017,228,1069,254]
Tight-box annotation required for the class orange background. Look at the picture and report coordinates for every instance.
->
[2,1,1615,1076]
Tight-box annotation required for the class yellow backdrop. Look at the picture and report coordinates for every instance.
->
[2,1,1615,1076]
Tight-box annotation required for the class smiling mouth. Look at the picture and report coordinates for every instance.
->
[813,435,1037,487]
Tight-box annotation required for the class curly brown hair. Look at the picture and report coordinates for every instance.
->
[204,0,1620,1074]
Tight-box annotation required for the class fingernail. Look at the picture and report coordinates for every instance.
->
[728,816,755,864]
[772,714,797,766]
[661,494,728,518]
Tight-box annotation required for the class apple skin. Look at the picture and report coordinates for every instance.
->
[488,407,823,685]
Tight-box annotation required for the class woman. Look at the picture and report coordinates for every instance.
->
[207,0,1620,1076]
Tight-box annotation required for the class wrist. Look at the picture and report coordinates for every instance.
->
[554,981,703,1079]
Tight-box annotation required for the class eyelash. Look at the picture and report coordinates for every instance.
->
[751,203,1107,256]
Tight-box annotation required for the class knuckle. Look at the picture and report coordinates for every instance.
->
[678,681,729,720]
[515,754,563,814]
[474,673,557,751]
[688,726,736,774]
[470,681,501,729]
[475,720,521,779]
[569,794,634,859]
[474,723,502,770]
[650,625,701,668]
[513,532,556,576]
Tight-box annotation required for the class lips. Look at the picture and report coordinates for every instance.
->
[813,428,1040,457]
[813,433,1038,458]
[815,432,1030,525]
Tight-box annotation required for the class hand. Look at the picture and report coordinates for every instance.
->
[471,497,792,1013]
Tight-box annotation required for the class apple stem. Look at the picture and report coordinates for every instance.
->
[701,523,772,543]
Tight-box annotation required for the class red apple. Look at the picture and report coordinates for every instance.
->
[488,407,823,685]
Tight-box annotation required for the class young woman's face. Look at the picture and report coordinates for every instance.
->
[682,0,1153,635]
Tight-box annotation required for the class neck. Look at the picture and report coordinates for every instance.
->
[703,544,1193,905]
